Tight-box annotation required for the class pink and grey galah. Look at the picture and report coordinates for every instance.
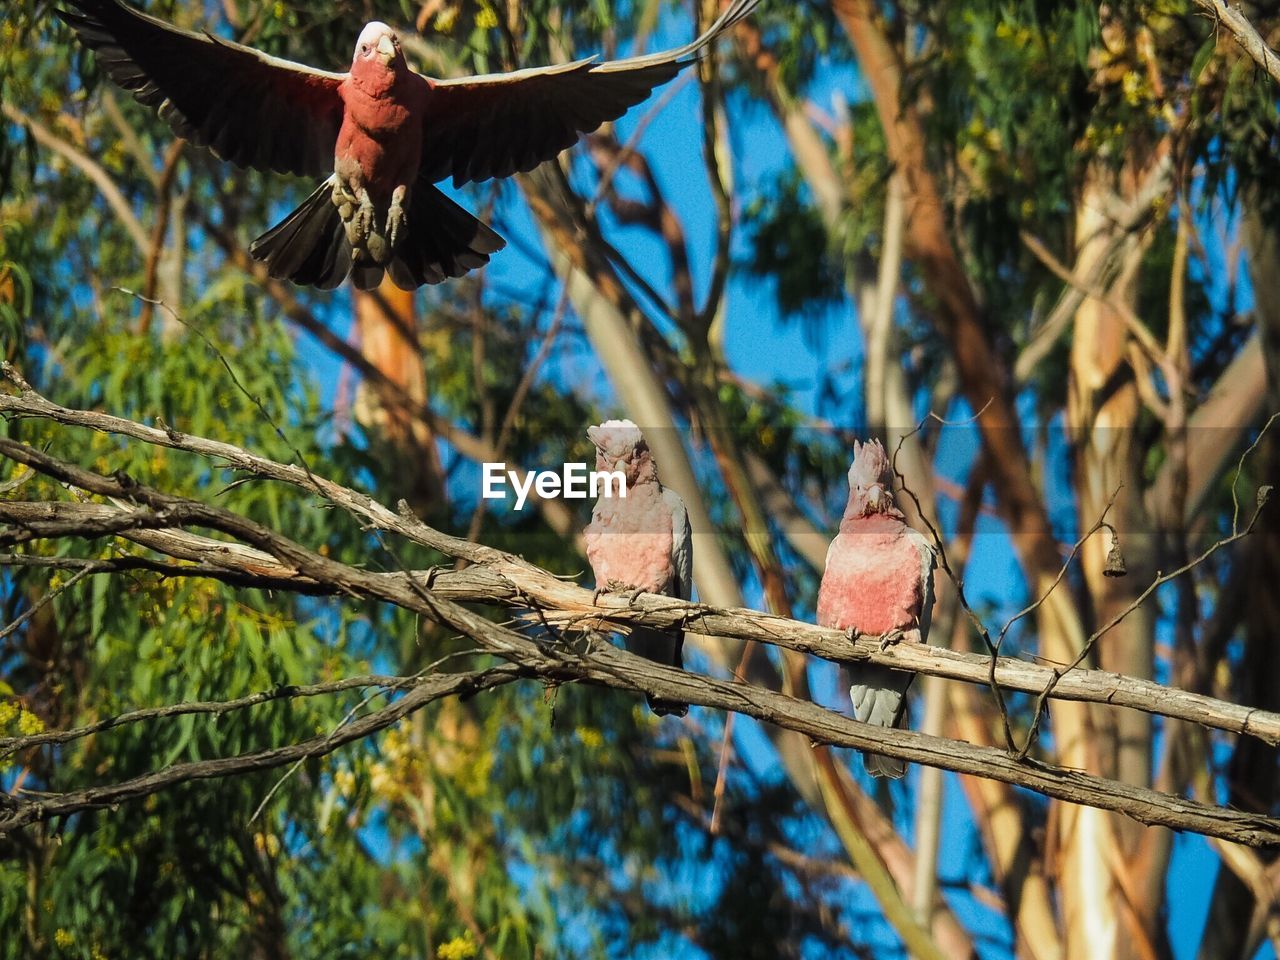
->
[59,0,761,290]
[817,439,936,778]
[584,420,692,717]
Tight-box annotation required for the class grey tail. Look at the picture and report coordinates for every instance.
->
[646,691,689,718]
[865,753,906,780]
[248,178,352,291]
[627,626,689,718]
[849,663,911,779]
[383,182,506,291]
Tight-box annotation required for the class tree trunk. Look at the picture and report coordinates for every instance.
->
[353,279,446,510]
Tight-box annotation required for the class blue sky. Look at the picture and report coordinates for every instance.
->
[258,7,1275,957]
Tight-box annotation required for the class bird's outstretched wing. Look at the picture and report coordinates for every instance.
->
[418,0,759,186]
[59,0,346,177]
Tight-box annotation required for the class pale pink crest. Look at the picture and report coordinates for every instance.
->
[588,419,647,461]
[847,438,890,490]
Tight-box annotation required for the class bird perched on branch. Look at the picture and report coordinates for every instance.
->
[817,439,936,778]
[584,420,692,717]
[58,0,760,290]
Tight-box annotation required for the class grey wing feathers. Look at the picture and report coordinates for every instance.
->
[663,487,693,601]
[418,0,759,186]
[59,0,345,177]
[907,527,936,644]
[630,485,691,718]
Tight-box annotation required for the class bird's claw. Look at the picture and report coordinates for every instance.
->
[386,186,407,249]
[878,628,905,651]
[336,180,376,245]
[594,580,642,606]
[355,194,376,238]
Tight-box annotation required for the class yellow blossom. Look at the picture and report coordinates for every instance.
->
[576,726,604,749]
[53,929,74,948]
[368,761,396,798]
[17,709,44,735]
[434,7,459,33]
[1122,70,1143,106]
[474,3,498,30]
[334,768,356,796]
[437,935,478,960]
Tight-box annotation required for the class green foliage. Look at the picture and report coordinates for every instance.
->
[0,4,827,954]
[6,0,1274,954]
[744,173,846,325]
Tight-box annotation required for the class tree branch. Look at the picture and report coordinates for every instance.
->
[5,379,1280,844]
[1192,0,1280,85]
[3,375,1279,750]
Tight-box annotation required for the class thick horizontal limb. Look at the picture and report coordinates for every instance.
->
[3,497,1276,748]
[3,378,1280,843]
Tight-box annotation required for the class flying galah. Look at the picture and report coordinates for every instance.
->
[59,0,760,290]
[584,420,691,717]
[817,439,935,778]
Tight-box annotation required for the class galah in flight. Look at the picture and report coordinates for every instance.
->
[59,0,760,290]
[817,439,935,778]
[584,420,692,717]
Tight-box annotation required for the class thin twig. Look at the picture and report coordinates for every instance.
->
[0,565,94,643]
[1015,412,1280,759]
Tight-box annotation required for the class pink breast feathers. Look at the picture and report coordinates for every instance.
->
[585,493,675,595]
[817,527,926,635]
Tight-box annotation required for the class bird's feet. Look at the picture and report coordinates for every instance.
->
[609,580,645,606]
[338,183,377,250]
[332,178,357,216]
[593,580,643,606]
[386,186,407,249]
[354,191,376,241]
[844,626,862,643]
[878,628,905,651]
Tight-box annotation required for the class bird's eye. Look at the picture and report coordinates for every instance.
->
[360,43,368,52]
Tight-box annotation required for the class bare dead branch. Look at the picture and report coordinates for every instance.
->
[3,379,1280,751]
[1192,0,1280,85]
[4,383,1280,843]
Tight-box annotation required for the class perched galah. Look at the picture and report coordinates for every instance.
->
[817,439,935,779]
[584,420,691,717]
[59,0,760,290]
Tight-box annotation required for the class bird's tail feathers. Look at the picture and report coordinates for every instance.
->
[849,663,911,779]
[627,626,689,718]
[249,178,504,291]
[865,753,906,780]
[383,182,506,290]
[249,177,352,291]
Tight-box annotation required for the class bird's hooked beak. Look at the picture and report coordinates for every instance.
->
[376,33,397,65]
[866,483,884,511]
